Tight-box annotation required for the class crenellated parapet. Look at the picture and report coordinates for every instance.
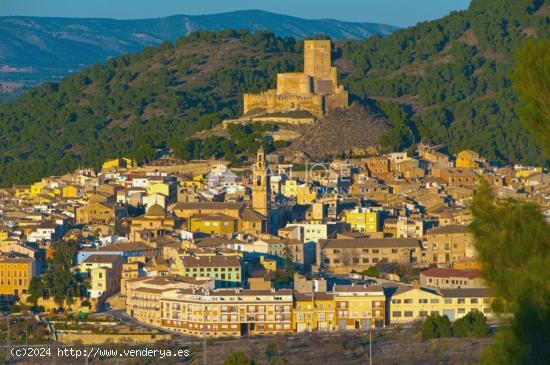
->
[242,40,348,119]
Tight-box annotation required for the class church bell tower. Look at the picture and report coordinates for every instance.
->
[252,146,270,217]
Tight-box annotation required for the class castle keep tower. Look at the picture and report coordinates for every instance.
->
[304,39,337,91]
[252,146,270,217]
[242,39,348,119]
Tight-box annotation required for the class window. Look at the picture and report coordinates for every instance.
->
[419,311,428,317]
[430,299,439,304]
[392,299,401,304]
[404,311,413,317]
[458,308,465,314]
[445,299,452,304]
[470,298,478,304]
[419,299,428,304]
[392,311,401,318]
[404,299,413,304]
[430,311,439,316]
[457,298,465,304]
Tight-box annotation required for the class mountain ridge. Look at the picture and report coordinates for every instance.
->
[0,10,397,87]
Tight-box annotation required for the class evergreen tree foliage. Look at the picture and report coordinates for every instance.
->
[421,314,452,340]
[512,39,550,155]
[452,311,490,338]
[223,352,257,365]
[470,182,550,364]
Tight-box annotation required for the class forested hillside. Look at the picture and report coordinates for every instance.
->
[341,0,549,163]
[0,30,303,185]
[0,0,548,186]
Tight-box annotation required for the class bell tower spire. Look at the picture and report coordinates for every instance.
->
[252,146,270,218]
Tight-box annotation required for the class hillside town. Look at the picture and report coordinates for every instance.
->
[0,143,548,341]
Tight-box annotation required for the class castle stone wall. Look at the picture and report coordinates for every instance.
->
[242,39,348,118]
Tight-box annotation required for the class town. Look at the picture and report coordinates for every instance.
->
[0,141,547,343]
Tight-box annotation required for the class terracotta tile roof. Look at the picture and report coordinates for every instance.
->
[421,267,479,279]
[181,255,241,268]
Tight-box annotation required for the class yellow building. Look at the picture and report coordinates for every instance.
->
[282,180,298,198]
[515,166,542,178]
[293,292,335,332]
[160,288,293,337]
[455,150,481,168]
[0,229,9,241]
[174,201,267,235]
[389,286,494,324]
[243,40,348,118]
[389,286,443,324]
[102,157,135,171]
[81,254,124,301]
[343,208,381,233]
[62,184,82,198]
[14,185,31,198]
[333,285,386,329]
[452,258,482,270]
[189,214,237,235]
[259,256,277,272]
[420,225,475,265]
[0,255,35,299]
[319,238,420,274]
[296,184,317,205]
[76,202,126,225]
[30,181,44,197]
[130,204,176,237]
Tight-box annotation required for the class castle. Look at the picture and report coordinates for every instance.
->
[243,40,348,118]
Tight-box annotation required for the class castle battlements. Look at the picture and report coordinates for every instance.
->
[242,40,348,119]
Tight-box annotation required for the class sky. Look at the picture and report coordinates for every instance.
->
[1,0,472,28]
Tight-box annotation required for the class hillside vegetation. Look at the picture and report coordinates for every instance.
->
[0,0,548,186]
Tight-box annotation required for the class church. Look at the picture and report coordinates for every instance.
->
[243,39,348,119]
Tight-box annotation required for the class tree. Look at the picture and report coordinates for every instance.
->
[282,244,294,269]
[434,314,451,338]
[223,352,256,365]
[470,311,490,338]
[471,36,550,364]
[512,39,550,155]
[27,276,43,305]
[362,266,379,278]
[471,181,550,365]
[452,311,489,338]
[421,315,436,340]
[421,314,452,340]
[452,315,470,338]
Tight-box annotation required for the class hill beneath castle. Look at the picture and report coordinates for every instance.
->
[0,0,548,186]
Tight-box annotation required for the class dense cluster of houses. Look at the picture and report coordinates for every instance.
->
[0,144,547,337]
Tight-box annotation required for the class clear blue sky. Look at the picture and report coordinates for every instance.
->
[1,0,472,27]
